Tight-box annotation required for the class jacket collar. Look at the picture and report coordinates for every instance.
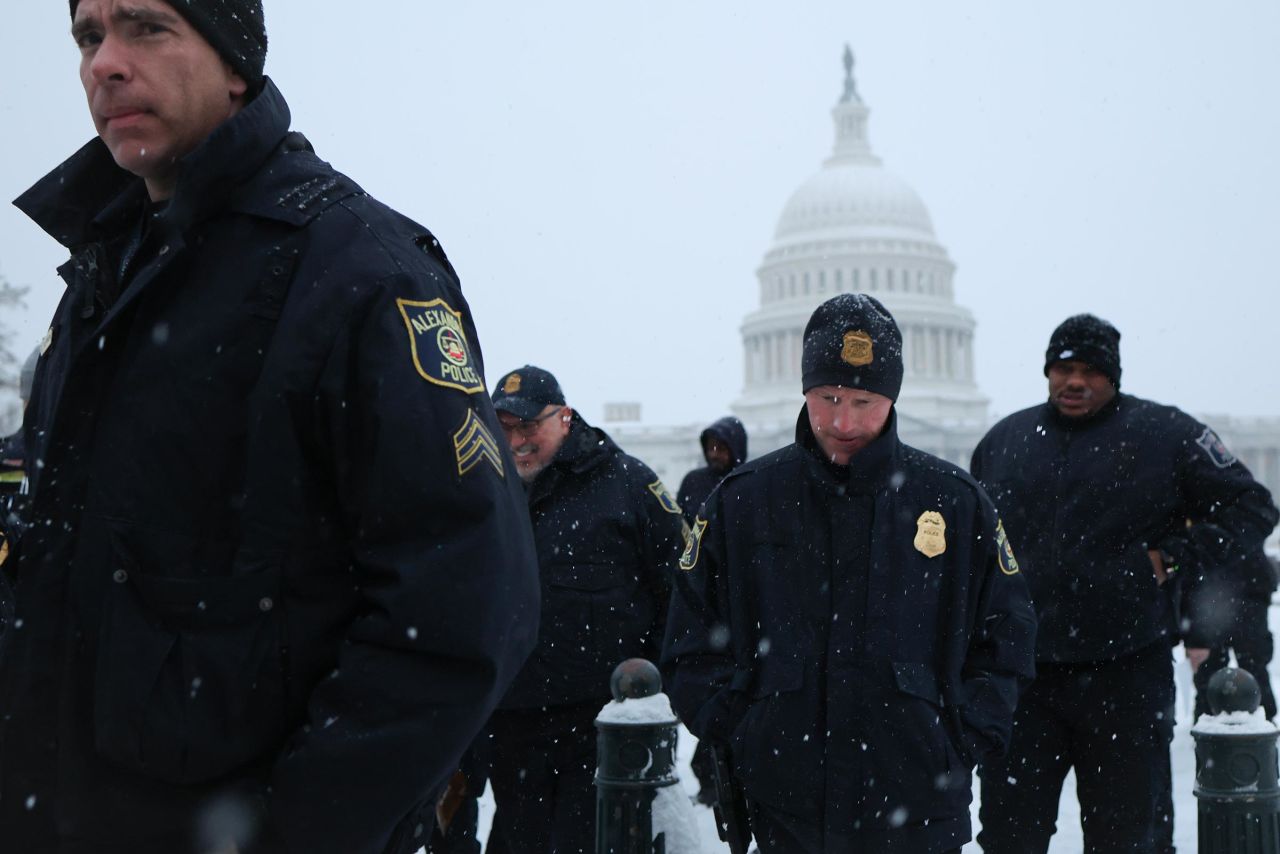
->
[796,404,901,494]
[15,77,292,248]
[526,413,617,504]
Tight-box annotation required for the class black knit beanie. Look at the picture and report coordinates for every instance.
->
[1044,313,1122,388]
[801,293,904,400]
[70,0,267,89]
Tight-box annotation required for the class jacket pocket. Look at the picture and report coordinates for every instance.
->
[547,561,655,675]
[732,658,821,818]
[93,562,289,784]
[858,662,970,823]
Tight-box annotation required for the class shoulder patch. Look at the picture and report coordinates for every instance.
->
[396,298,485,394]
[453,409,504,478]
[995,519,1020,576]
[680,517,708,572]
[648,479,682,515]
[1195,427,1237,469]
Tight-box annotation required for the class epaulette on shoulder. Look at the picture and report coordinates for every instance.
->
[900,444,982,492]
[275,172,362,222]
[232,132,364,226]
[724,444,800,483]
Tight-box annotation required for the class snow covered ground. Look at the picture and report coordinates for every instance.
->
[458,608,1280,852]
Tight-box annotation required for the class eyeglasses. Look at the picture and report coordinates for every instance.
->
[498,408,561,438]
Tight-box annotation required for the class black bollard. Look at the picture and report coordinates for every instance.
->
[1193,667,1280,853]
[595,658,680,854]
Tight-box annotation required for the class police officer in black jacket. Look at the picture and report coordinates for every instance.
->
[487,366,686,854]
[971,314,1279,853]
[663,294,1037,853]
[0,3,540,852]
[677,415,749,524]
[674,415,751,807]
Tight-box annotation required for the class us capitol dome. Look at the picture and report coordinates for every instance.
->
[605,47,1280,520]
[732,45,988,461]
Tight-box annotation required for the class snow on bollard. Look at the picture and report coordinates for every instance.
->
[1192,667,1280,853]
[595,658,700,854]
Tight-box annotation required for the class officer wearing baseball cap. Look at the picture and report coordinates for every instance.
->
[663,293,1036,852]
[478,365,686,852]
[491,365,565,420]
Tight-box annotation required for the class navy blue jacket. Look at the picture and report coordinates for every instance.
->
[500,414,686,710]
[663,410,1036,853]
[972,394,1278,663]
[2,80,539,854]
[676,415,749,524]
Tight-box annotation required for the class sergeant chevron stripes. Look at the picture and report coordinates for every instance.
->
[454,410,504,477]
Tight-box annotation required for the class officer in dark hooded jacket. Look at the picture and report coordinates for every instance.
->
[677,416,748,523]
[971,314,1279,853]
[0,3,540,853]
[663,294,1037,854]
[487,366,687,854]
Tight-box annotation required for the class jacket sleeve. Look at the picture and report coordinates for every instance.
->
[954,495,1038,763]
[1159,419,1279,578]
[267,273,540,854]
[675,471,696,523]
[660,488,749,745]
[635,471,686,659]
[968,434,988,482]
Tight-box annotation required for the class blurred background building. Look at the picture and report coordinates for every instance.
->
[608,49,1280,550]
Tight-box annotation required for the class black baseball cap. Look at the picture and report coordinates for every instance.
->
[491,365,566,421]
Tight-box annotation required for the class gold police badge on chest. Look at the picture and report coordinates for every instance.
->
[914,510,946,558]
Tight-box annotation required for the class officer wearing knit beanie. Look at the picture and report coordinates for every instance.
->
[1043,313,1121,389]
[13,0,542,850]
[665,289,1038,852]
[69,0,268,89]
[801,293,904,400]
[971,308,1278,852]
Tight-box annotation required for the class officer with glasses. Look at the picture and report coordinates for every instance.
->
[463,365,686,854]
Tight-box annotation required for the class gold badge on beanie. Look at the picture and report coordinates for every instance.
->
[841,330,874,367]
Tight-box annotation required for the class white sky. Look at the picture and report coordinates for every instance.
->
[1,2,1277,426]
